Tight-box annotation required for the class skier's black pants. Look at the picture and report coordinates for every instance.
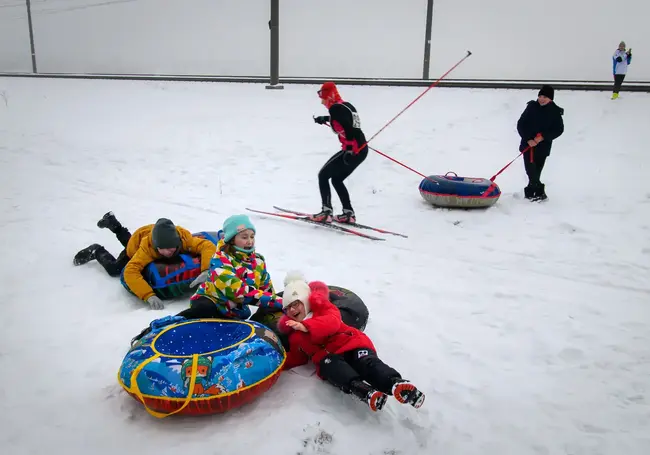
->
[96,224,133,277]
[318,147,368,211]
[523,148,548,195]
[613,74,626,94]
[177,296,224,319]
[319,348,401,395]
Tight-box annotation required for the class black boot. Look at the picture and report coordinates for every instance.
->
[531,183,547,202]
[97,211,131,246]
[524,185,535,200]
[97,211,124,231]
[348,380,387,412]
[73,244,102,266]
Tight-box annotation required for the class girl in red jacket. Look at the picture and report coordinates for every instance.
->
[278,272,425,412]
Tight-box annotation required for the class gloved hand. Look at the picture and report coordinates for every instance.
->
[147,295,164,310]
[616,56,623,62]
[314,116,328,125]
[190,270,209,288]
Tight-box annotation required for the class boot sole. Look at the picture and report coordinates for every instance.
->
[369,391,388,412]
[393,382,425,409]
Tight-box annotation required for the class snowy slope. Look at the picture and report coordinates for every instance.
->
[0,77,649,455]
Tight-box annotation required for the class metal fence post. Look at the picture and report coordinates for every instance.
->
[266,0,283,89]
[26,0,37,73]
[422,0,434,80]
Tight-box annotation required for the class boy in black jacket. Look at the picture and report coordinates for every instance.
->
[517,85,565,201]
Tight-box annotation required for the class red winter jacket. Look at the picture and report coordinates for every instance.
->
[278,281,376,378]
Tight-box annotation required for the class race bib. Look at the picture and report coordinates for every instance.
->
[351,111,361,128]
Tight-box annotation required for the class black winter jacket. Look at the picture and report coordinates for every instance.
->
[517,100,565,156]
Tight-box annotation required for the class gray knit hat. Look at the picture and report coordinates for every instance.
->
[151,218,181,250]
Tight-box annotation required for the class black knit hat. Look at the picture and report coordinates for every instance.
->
[151,218,181,250]
[538,85,554,100]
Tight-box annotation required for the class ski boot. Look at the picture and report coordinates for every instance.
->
[73,244,102,266]
[391,379,425,409]
[349,380,387,412]
[333,209,356,224]
[309,206,333,224]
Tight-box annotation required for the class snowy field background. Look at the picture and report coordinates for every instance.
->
[0,77,649,455]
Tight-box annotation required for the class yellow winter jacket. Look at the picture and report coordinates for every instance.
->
[123,224,217,301]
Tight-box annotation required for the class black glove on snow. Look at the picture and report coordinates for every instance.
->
[314,116,329,125]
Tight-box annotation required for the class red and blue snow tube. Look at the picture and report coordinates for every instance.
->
[120,230,223,299]
[419,172,501,208]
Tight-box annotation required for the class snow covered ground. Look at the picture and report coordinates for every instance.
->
[0,77,649,455]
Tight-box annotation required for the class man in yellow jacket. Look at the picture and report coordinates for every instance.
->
[73,212,216,309]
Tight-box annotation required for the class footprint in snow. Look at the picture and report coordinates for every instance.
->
[298,425,333,455]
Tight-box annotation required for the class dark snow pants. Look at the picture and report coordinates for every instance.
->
[319,348,401,395]
[96,225,132,277]
[318,147,368,211]
[523,148,548,197]
[177,296,224,320]
[613,74,626,94]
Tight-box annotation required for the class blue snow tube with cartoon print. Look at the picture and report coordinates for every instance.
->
[118,317,286,417]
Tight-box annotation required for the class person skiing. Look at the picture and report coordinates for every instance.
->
[311,82,368,224]
[278,271,425,412]
[73,212,216,309]
[612,41,632,100]
[516,85,565,201]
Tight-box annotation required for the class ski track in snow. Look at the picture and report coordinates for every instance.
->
[0,78,649,455]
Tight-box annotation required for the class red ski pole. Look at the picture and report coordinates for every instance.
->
[325,121,439,185]
[363,50,473,148]
[479,146,531,198]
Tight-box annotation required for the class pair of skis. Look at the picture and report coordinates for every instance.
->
[245,206,407,241]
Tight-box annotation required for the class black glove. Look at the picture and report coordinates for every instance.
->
[342,145,354,165]
[616,56,623,62]
[314,116,329,125]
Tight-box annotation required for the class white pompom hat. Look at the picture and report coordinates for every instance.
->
[283,270,311,313]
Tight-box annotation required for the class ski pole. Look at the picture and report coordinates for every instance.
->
[479,146,531,198]
[316,51,472,183]
[363,50,473,148]
[323,120,439,185]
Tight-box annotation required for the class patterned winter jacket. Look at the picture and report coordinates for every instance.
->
[190,239,283,319]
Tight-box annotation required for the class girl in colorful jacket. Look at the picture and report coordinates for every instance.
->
[179,214,283,320]
[278,272,425,412]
